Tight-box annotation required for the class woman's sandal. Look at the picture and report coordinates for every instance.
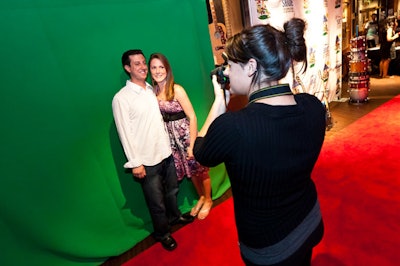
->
[190,197,205,217]
[197,201,213,220]
[190,206,201,217]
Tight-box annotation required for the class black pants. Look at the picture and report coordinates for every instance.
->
[139,155,181,240]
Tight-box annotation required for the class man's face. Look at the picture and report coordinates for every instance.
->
[125,54,148,81]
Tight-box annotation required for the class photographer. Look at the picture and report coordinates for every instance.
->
[193,18,326,266]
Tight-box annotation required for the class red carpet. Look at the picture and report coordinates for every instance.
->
[123,96,400,266]
[123,197,242,266]
[312,95,400,266]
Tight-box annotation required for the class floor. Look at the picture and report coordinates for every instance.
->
[102,74,400,266]
[326,75,400,138]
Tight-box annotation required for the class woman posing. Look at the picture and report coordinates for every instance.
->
[194,18,326,265]
[149,53,213,220]
[379,16,399,78]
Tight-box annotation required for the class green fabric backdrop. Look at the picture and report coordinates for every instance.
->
[0,0,230,265]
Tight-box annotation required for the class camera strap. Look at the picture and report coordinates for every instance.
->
[248,84,293,104]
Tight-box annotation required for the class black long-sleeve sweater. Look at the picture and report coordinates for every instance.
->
[194,93,326,249]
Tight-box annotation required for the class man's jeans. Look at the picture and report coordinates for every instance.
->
[140,155,181,240]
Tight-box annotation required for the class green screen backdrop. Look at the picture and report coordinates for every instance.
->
[0,0,230,265]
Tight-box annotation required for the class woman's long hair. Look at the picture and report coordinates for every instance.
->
[149,53,175,101]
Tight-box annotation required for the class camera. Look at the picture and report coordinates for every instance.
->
[210,65,229,85]
[210,52,229,88]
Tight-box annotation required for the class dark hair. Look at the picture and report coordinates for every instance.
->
[387,16,396,27]
[225,18,307,86]
[148,53,175,100]
[121,49,145,76]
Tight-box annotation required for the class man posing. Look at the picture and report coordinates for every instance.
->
[112,49,193,251]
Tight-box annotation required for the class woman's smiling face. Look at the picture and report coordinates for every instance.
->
[149,58,167,84]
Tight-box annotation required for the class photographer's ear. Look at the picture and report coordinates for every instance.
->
[247,58,257,77]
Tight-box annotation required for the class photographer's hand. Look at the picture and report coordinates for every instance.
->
[198,75,229,137]
[212,75,230,104]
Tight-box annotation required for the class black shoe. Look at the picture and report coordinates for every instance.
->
[171,213,195,225]
[160,235,177,251]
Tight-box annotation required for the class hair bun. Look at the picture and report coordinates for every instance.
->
[283,18,307,62]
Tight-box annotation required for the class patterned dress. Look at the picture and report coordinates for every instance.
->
[158,99,209,181]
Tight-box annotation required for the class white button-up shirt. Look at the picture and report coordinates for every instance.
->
[112,80,171,168]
